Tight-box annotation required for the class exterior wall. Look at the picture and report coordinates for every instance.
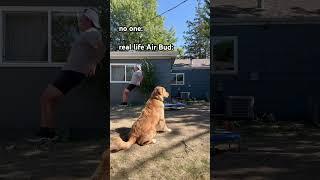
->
[171,68,210,101]
[0,2,104,136]
[0,67,106,129]
[110,59,173,105]
[213,23,320,120]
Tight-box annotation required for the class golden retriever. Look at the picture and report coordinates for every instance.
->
[110,86,171,152]
[91,86,171,179]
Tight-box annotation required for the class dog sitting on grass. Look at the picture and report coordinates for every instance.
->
[91,86,172,179]
[110,86,172,152]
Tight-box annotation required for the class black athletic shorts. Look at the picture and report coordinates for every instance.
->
[126,84,137,91]
[52,70,86,95]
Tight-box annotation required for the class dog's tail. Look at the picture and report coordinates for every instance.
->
[110,136,137,153]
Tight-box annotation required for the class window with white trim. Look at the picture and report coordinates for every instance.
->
[212,36,238,73]
[0,7,86,65]
[171,73,184,85]
[110,64,136,83]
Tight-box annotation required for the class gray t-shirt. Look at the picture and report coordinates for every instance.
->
[130,70,143,86]
[63,28,105,75]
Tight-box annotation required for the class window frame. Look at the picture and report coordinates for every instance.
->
[0,6,87,67]
[110,63,137,83]
[212,36,238,74]
[171,73,185,86]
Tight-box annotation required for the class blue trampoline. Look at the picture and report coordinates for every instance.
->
[164,102,186,110]
[212,130,241,153]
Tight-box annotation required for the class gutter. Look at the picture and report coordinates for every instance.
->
[110,51,178,60]
[213,17,320,25]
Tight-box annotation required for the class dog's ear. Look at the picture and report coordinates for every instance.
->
[156,87,162,96]
[151,87,160,97]
[160,87,165,96]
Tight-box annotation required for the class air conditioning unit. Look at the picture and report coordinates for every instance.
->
[180,92,190,100]
[225,96,255,120]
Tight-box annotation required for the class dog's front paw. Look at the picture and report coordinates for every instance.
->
[165,128,172,132]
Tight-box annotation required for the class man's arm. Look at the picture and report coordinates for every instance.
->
[86,32,106,64]
[93,40,106,64]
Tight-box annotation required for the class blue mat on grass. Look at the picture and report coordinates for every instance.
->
[212,132,241,143]
[164,102,186,110]
[212,130,241,152]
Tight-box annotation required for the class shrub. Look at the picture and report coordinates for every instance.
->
[139,59,158,100]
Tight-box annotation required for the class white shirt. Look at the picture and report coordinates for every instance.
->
[130,70,143,86]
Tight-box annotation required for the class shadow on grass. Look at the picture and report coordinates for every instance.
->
[0,139,107,179]
[110,106,143,122]
[113,127,185,142]
[111,102,210,140]
[212,121,320,180]
[114,127,131,141]
[110,102,210,178]
[112,129,210,179]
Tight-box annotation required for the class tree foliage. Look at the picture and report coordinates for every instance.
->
[183,0,210,59]
[139,59,157,99]
[176,47,185,59]
[110,0,176,50]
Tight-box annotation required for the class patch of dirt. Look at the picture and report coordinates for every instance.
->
[110,102,210,180]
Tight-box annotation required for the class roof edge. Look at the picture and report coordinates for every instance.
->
[110,51,178,60]
[214,17,320,25]
[172,66,210,70]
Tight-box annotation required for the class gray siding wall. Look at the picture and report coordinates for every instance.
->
[110,59,173,105]
[213,24,320,120]
[0,67,105,129]
[171,68,210,100]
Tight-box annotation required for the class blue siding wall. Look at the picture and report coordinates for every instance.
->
[213,24,320,120]
[171,68,210,100]
[110,59,173,105]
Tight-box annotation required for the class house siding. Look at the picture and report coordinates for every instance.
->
[110,59,173,105]
[213,23,320,120]
[171,68,210,101]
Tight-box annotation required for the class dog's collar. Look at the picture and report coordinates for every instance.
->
[152,96,164,102]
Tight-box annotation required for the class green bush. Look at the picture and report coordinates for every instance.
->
[139,59,158,100]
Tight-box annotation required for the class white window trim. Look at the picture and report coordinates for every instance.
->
[48,10,52,64]
[212,36,238,74]
[0,6,88,67]
[171,73,185,85]
[180,91,190,99]
[110,63,137,83]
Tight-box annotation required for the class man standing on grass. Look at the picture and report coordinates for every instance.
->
[28,8,106,142]
[120,64,143,106]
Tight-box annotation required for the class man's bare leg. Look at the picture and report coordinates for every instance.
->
[40,84,63,128]
[121,88,130,104]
